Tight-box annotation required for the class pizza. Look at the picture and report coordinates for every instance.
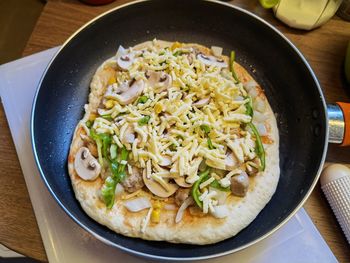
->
[67,40,280,244]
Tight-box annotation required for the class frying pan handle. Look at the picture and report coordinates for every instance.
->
[328,103,350,146]
[337,102,350,146]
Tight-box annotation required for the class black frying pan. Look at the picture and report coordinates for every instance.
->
[31,0,329,260]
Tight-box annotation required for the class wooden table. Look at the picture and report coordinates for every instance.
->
[1,0,349,262]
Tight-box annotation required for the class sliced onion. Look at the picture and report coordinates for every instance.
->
[175,197,194,223]
[116,45,126,58]
[124,133,135,143]
[254,98,266,112]
[124,197,151,212]
[256,123,268,136]
[248,87,258,98]
[97,108,114,116]
[253,111,268,123]
[209,187,228,205]
[244,80,258,91]
[115,183,125,197]
[197,54,227,68]
[211,205,229,219]
[164,203,177,211]
[159,155,172,167]
[211,46,223,57]
[235,95,244,101]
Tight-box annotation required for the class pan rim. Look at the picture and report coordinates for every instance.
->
[30,0,329,261]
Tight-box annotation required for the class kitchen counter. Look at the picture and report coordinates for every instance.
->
[0,0,349,262]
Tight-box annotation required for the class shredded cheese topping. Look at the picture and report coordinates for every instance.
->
[89,40,268,218]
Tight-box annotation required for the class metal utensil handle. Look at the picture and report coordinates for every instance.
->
[327,103,350,146]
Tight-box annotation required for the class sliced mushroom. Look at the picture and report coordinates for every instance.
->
[158,155,173,167]
[192,97,210,108]
[74,147,101,181]
[105,79,145,105]
[186,53,193,65]
[113,81,130,94]
[170,162,193,188]
[197,53,227,68]
[121,166,144,193]
[186,157,204,183]
[175,177,193,188]
[246,158,260,176]
[145,70,172,92]
[104,81,130,102]
[80,134,98,158]
[143,172,178,198]
[230,172,249,197]
[175,188,190,206]
[170,160,179,175]
[116,46,135,70]
[86,141,98,158]
[225,151,238,171]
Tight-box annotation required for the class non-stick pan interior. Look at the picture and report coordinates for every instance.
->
[32,0,327,259]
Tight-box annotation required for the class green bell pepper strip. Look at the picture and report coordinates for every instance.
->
[85,120,93,128]
[245,96,254,118]
[200,125,215,150]
[109,146,128,181]
[169,143,177,151]
[138,115,150,126]
[200,124,210,134]
[90,129,112,165]
[191,169,210,208]
[207,138,215,150]
[173,50,183,57]
[230,51,239,83]
[210,180,230,192]
[110,144,118,160]
[102,146,129,208]
[101,176,117,209]
[137,95,148,104]
[101,114,113,121]
[90,129,103,165]
[90,129,129,208]
[102,135,112,160]
[247,122,265,171]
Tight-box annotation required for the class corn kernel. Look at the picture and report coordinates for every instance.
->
[108,76,116,85]
[154,102,163,114]
[170,42,182,51]
[89,113,97,121]
[105,99,114,109]
[151,209,160,223]
[153,200,162,209]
